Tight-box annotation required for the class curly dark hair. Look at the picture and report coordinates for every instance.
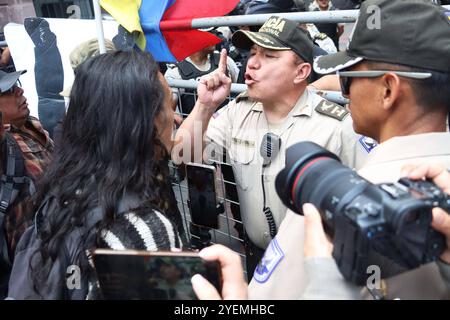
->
[30,50,183,296]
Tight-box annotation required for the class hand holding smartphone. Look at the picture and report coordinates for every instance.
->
[92,249,222,300]
[192,244,248,300]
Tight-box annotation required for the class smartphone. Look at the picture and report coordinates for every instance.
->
[92,249,222,300]
[186,163,219,229]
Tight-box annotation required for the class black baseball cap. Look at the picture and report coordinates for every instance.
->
[0,70,26,93]
[314,0,450,74]
[231,16,314,64]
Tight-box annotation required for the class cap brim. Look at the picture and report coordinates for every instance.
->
[232,30,290,51]
[0,70,26,93]
[313,51,363,74]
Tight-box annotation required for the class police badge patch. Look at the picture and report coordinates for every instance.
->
[359,136,378,153]
[253,238,284,283]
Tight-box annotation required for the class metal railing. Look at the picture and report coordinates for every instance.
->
[167,78,349,105]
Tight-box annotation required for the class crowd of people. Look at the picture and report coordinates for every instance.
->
[0,0,449,300]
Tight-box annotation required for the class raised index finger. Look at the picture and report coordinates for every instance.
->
[218,48,228,74]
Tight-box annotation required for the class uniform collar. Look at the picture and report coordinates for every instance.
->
[364,132,450,166]
[250,88,315,118]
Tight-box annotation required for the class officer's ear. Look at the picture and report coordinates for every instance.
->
[293,61,311,84]
[380,72,401,111]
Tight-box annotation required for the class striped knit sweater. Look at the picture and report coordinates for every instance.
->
[98,210,183,251]
[87,208,184,299]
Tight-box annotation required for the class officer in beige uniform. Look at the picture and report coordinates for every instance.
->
[207,86,364,249]
[249,0,450,299]
[174,16,367,275]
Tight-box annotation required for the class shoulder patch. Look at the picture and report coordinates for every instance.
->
[253,238,284,283]
[315,100,349,121]
[359,135,378,153]
[212,105,228,119]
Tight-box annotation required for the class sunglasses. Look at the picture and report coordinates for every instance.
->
[337,70,432,96]
[0,80,22,96]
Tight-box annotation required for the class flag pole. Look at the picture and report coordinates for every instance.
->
[159,5,450,31]
[93,0,106,53]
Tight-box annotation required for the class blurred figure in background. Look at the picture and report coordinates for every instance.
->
[308,0,344,48]
[165,43,239,118]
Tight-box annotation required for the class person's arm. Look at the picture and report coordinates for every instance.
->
[308,74,340,91]
[191,244,248,300]
[337,24,345,39]
[173,49,231,163]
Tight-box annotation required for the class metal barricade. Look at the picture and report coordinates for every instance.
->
[168,85,248,277]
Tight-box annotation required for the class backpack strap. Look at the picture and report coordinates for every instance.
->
[0,134,28,267]
[0,134,26,213]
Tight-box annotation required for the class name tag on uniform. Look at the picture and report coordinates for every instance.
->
[232,137,255,147]
[253,238,284,283]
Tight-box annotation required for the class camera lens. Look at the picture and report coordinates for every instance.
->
[275,141,369,230]
[275,141,447,283]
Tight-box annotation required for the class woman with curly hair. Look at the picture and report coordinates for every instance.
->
[8,50,184,299]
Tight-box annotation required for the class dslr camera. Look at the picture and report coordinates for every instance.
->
[275,141,450,285]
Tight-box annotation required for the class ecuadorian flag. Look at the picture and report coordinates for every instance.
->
[100,0,239,62]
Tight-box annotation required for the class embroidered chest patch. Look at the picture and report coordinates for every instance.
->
[253,238,284,283]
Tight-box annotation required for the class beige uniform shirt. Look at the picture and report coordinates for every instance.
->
[206,88,367,250]
[358,132,450,300]
[248,132,450,299]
